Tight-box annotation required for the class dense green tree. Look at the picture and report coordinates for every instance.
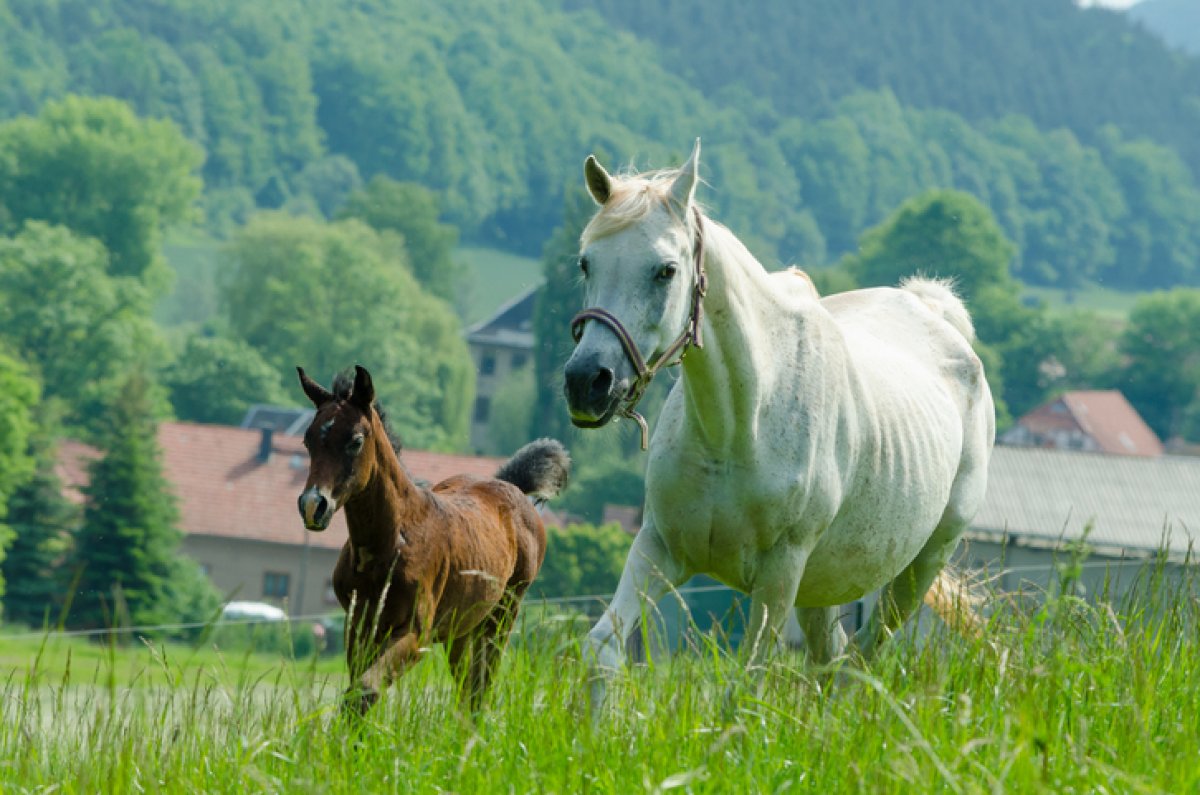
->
[0,349,38,519]
[163,334,292,426]
[484,368,536,457]
[530,523,631,600]
[0,222,166,434]
[220,214,473,450]
[69,372,220,632]
[336,177,464,306]
[1,418,79,628]
[1115,290,1200,441]
[532,187,593,446]
[0,349,39,613]
[842,190,1017,301]
[557,460,647,528]
[0,95,202,289]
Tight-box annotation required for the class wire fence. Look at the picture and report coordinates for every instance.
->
[0,559,1171,643]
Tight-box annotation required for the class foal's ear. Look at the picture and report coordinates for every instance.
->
[350,365,375,411]
[668,138,701,214]
[584,154,612,205]
[297,367,333,407]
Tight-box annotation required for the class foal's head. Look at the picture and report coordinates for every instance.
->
[563,139,706,428]
[296,365,390,531]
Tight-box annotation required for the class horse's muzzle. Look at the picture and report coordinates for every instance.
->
[298,487,335,531]
[564,353,625,427]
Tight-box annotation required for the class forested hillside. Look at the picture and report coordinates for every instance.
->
[2,0,1199,288]
[573,0,1200,177]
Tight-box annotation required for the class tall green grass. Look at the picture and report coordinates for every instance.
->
[2,568,1197,793]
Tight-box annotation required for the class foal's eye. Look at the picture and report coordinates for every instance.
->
[346,435,365,455]
[578,256,590,277]
[656,262,678,282]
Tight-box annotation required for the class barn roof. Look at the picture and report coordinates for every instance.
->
[971,445,1200,559]
[58,421,507,552]
[464,283,539,351]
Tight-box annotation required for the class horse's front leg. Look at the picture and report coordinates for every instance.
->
[586,520,688,714]
[737,546,809,697]
[343,632,423,716]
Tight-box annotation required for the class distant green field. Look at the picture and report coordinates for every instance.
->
[157,232,222,328]
[458,245,542,324]
[157,237,539,328]
[1021,283,1145,319]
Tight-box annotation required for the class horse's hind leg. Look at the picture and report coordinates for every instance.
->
[795,605,848,665]
[852,520,963,662]
[454,595,522,712]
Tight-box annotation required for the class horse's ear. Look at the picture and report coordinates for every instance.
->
[351,365,375,411]
[297,367,333,407]
[584,154,612,205]
[668,138,701,214]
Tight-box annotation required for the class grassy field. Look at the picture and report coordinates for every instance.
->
[155,235,540,329]
[2,573,1197,793]
[1021,283,1146,320]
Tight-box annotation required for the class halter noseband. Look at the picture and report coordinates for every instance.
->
[570,206,708,450]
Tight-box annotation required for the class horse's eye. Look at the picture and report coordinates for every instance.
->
[579,256,589,277]
[656,262,678,282]
[347,435,365,454]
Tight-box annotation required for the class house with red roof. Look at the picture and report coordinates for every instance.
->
[58,421,506,617]
[1000,390,1163,457]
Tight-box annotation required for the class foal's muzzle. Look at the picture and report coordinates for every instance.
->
[563,351,627,427]
[298,487,335,531]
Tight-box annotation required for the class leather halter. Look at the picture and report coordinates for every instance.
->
[570,206,708,450]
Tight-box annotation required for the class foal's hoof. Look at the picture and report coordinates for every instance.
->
[341,687,379,719]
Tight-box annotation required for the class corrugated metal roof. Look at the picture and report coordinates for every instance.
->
[971,445,1199,558]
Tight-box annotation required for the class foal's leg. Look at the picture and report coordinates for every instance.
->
[795,605,848,665]
[852,520,964,662]
[346,632,423,715]
[586,522,688,713]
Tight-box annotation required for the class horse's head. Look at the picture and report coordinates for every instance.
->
[564,139,707,433]
[295,365,383,531]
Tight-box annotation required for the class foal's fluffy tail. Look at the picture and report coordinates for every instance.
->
[923,567,984,639]
[496,439,571,504]
[902,277,975,342]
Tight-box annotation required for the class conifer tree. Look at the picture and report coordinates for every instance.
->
[1,429,78,628]
[68,373,212,632]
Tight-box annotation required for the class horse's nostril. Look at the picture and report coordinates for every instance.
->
[590,368,614,399]
[315,495,329,518]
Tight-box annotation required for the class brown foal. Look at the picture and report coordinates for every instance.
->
[296,365,569,714]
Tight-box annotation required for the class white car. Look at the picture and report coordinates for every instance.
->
[220,601,287,623]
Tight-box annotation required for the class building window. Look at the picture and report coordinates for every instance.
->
[263,571,290,601]
[480,353,496,376]
[511,353,528,370]
[474,396,490,423]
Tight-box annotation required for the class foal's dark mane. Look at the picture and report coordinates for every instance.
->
[331,369,404,456]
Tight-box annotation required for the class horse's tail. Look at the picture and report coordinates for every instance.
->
[923,566,984,639]
[901,277,975,342]
[496,438,571,504]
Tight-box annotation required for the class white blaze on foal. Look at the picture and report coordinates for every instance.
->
[562,140,994,709]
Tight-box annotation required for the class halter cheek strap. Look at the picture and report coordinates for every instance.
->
[570,206,708,450]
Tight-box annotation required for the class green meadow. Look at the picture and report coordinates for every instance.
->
[2,572,1197,794]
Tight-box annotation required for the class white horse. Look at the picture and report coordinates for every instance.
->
[562,140,994,707]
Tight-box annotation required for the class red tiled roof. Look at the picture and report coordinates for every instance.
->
[58,422,506,551]
[1017,390,1163,457]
